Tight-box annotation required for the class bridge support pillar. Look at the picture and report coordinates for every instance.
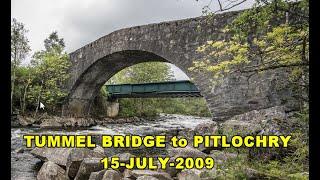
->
[61,98,92,117]
[106,100,119,118]
[62,95,119,118]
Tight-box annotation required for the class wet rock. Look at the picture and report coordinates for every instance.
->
[18,115,37,126]
[178,128,195,142]
[113,152,135,163]
[221,106,288,136]
[123,169,135,179]
[177,169,201,180]
[156,157,180,177]
[131,170,173,180]
[31,147,72,167]
[11,151,42,180]
[102,169,121,180]
[88,170,106,180]
[14,147,24,153]
[137,175,160,180]
[244,106,301,162]
[40,120,62,128]
[194,121,218,135]
[109,152,135,172]
[93,145,105,156]
[66,148,104,178]
[179,122,219,152]
[40,116,96,128]
[167,146,208,158]
[37,161,69,180]
[221,120,262,137]
[74,158,104,180]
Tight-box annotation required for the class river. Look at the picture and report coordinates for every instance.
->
[11,114,212,180]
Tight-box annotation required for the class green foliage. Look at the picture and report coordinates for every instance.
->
[11,18,31,66]
[11,18,31,113]
[43,31,65,54]
[29,32,70,113]
[105,62,211,117]
[189,0,309,102]
[12,31,70,115]
[107,62,174,84]
[209,108,309,179]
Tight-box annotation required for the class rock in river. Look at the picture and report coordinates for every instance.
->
[74,158,104,180]
[31,147,72,167]
[131,170,173,180]
[37,161,69,180]
[66,148,104,178]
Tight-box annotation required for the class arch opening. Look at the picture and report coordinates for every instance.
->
[95,61,211,118]
[64,50,212,118]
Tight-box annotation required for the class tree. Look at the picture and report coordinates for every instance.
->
[11,18,31,114]
[14,66,34,114]
[104,62,211,117]
[190,0,309,104]
[30,32,70,115]
[44,31,65,54]
[108,62,174,84]
[106,62,174,116]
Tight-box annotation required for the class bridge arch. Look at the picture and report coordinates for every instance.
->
[63,10,295,120]
[63,48,213,117]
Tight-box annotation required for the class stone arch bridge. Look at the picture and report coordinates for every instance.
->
[62,10,295,121]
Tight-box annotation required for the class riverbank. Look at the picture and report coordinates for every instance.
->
[11,113,180,129]
[11,106,309,179]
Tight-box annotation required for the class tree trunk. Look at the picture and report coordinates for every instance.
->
[34,83,43,117]
[22,83,29,114]
[11,64,16,115]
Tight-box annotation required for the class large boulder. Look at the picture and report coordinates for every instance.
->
[74,158,104,180]
[40,117,96,128]
[156,157,180,177]
[101,170,121,180]
[18,115,37,126]
[194,122,218,135]
[177,169,201,180]
[88,170,106,180]
[37,161,69,180]
[112,152,135,163]
[40,120,62,128]
[167,146,208,158]
[66,148,104,178]
[131,170,173,180]
[137,176,160,180]
[93,145,105,156]
[123,169,135,179]
[220,106,288,136]
[178,122,218,152]
[31,147,72,167]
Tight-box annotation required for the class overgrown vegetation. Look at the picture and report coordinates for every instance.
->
[11,19,70,115]
[190,0,309,178]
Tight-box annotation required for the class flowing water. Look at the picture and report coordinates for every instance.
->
[11,114,212,180]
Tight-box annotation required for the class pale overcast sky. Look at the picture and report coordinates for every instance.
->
[12,0,253,80]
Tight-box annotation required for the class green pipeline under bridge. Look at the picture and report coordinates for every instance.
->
[105,80,202,99]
